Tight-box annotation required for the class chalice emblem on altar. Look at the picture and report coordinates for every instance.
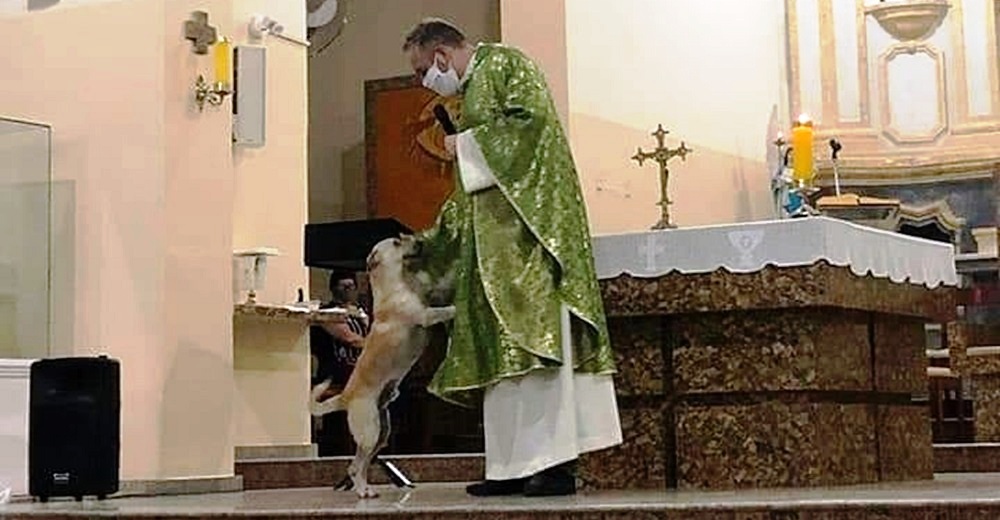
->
[727,230,765,269]
[631,124,692,230]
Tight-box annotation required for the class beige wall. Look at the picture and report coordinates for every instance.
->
[231,4,309,307]
[0,0,309,481]
[500,0,568,128]
[307,0,499,296]
[160,0,236,480]
[1,0,175,480]
[227,7,311,446]
[500,0,788,234]
[565,0,788,233]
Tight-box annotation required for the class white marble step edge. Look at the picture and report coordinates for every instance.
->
[0,358,34,378]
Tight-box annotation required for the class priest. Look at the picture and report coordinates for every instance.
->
[402,18,622,497]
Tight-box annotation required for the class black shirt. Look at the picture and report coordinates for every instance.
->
[311,305,370,386]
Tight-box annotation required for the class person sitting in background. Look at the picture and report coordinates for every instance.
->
[311,270,370,455]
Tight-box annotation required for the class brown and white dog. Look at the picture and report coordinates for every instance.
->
[310,235,455,498]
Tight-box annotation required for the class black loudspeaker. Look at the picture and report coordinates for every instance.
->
[29,356,121,502]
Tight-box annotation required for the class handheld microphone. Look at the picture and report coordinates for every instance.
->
[433,104,457,135]
[829,138,843,160]
[829,138,844,196]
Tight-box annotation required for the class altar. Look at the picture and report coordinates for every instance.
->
[580,216,957,490]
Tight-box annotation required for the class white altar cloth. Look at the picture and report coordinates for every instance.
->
[592,217,958,289]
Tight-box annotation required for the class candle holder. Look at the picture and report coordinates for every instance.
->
[194,75,231,111]
[784,115,820,218]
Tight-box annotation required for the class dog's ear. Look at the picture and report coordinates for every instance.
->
[366,250,379,271]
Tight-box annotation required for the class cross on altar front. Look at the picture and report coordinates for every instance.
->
[638,234,668,273]
[184,11,218,55]
[631,124,692,230]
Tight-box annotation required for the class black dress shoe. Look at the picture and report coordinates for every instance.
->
[523,462,577,497]
[465,478,528,497]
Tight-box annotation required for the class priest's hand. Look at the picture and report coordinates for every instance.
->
[444,134,457,159]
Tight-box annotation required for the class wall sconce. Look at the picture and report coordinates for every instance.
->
[195,37,233,111]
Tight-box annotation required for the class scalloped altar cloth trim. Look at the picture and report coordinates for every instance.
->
[592,217,958,289]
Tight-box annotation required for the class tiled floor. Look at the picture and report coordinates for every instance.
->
[5,474,1000,519]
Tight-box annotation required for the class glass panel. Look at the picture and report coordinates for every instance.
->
[0,117,51,359]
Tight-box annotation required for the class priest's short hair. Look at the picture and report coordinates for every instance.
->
[403,17,466,51]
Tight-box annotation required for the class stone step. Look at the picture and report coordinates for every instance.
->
[236,454,484,490]
[934,443,1000,473]
[236,444,1000,491]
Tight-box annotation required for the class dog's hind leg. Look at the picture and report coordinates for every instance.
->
[346,399,381,498]
[372,382,415,488]
[376,408,391,454]
[375,382,400,453]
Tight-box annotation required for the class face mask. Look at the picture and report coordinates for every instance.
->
[422,55,461,97]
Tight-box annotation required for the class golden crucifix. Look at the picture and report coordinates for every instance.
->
[631,124,692,229]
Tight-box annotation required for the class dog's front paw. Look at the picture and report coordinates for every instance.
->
[442,305,456,321]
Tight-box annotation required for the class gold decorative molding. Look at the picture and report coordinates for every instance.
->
[823,0,876,127]
[953,120,1000,135]
[815,157,1000,185]
[819,0,840,123]
[898,199,966,235]
[950,0,1000,128]
[787,0,803,120]
[877,43,948,145]
[787,0,1000,175]
[788,0,875,135]
[793,0,874,128]
[864,0,951,42]
[988,0,1000,118]
[855,0,873,127]
[950,0,971,125]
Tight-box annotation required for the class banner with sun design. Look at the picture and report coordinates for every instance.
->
[365,75,461,232]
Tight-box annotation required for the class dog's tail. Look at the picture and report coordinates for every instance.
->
[310,379,347,416]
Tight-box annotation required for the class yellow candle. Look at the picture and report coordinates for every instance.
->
[214,37,232,86]
[791,114,814,182]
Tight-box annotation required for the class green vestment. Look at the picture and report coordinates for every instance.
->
[420,43,615,407]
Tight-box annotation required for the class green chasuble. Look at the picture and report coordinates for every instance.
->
[419,43,616,407]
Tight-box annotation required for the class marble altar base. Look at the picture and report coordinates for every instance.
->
[581,262,954,491]
[950,343,1000,442]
